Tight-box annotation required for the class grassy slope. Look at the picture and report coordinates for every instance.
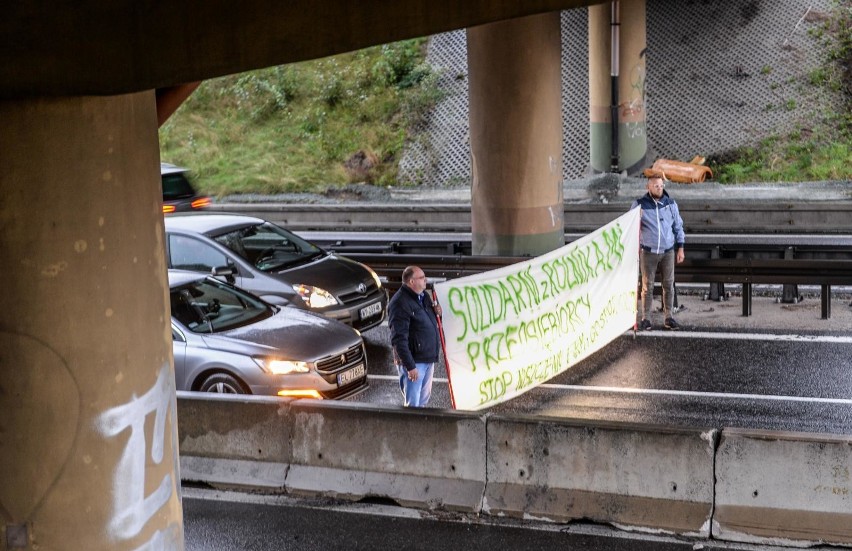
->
[159,39,441,197]
[161,5,850,195]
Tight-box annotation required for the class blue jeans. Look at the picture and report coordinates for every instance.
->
[398,362,434,407]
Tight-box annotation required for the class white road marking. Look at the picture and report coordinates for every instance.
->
[631,330,852,344]
[371,374,448,383]
[370,331,852,403]
[536,384,852,405]
[367,374,852,405]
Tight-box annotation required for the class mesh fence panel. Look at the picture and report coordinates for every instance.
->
[398,0,836,185]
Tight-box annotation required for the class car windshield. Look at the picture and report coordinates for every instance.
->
[213,222,325,272]
[170,278,273,333]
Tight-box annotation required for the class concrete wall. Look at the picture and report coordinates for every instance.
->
[484,415,715,535]
[715,428,852,546]
[177,393,852,546]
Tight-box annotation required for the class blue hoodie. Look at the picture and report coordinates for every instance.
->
[630,190,685,253]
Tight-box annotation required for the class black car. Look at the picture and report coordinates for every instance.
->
[164,213,388,331]
[161,162,210,214]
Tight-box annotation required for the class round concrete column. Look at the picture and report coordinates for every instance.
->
[588,0,647,174]
[0,93,184,549]
[467,12,564,256]
[619,0,648,172]
[589,3,614,173]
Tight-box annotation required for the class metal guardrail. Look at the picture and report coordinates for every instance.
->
[210,202,852,234]
[305,232,852,260]
[346,252,852,319]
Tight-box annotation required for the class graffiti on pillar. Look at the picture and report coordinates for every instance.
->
[96,364,179,547]
[623,47,647,139]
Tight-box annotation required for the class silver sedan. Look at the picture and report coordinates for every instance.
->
[169,270,368,399]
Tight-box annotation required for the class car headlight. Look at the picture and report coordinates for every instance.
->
[253,357,310,375]
[367,267,382,289]
[292,284,338,308]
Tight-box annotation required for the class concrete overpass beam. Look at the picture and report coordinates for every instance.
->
[467,12,564,257]
[0,93,183,550]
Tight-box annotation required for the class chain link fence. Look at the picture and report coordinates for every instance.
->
[398,0,836,186]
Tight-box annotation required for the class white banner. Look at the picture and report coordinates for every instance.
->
[434,208,640,411]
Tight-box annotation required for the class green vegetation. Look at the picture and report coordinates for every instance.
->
[710,2,851,183]
[159,39,442,196]
[163,4,851,193]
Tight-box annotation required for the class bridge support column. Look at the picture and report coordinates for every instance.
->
[0,93,184,550]
[589,0,648,175]
[467,12,564,256]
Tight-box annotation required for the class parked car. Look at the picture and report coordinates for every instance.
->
[163,213,388,331]
[161,162,210,214]
[169,270,368,399]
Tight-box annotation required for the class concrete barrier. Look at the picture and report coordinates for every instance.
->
[714,428,852,546]
[177,392,293,488]
[285,400,486,512]
[483,415,716,536]
[175,394,852,544]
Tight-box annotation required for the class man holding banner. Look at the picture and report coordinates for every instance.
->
[389,266,443,407]
[434,209,641,410]
[631,170,686,331]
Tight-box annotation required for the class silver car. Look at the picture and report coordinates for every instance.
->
[164,213,387,332]
[169,270,368,399]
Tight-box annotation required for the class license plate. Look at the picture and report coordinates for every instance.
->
[337,363,366,386]
[359,301,382,320]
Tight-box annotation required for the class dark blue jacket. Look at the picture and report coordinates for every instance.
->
[630,190,685,253]
[388,285,441,371]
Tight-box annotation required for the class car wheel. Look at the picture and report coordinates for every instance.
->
[199,373,248,394]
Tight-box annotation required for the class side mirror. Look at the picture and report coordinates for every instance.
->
[211,264,237,284]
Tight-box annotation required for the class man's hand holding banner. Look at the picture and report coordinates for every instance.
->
[434,208,640,410]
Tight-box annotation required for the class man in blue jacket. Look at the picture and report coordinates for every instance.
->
[631,170,686,330]
[388,265,442,407]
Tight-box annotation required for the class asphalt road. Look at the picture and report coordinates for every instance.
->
[351,290,852,434]
[182,489,795,551]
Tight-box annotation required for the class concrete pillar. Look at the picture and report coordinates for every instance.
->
[467,12,564,256]
[588,0,647,174]
[0,93,184,549]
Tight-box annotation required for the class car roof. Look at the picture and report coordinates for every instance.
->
[167,269,208,289]
[163,213,266,235]
[160,162,188,176]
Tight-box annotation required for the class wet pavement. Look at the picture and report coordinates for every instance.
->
[351,289,852,433]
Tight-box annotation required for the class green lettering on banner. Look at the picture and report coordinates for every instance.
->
[482,283,505,329]
[499,281,520,317]
[520,267,541,306]
[458,294,592,375]
[436,209,641,410]
[479,370,513,405]
[506,274,528,313]
[592,240,612,273]
[540,262,556,301]
[448,287,468,341]
[466,341,481,371]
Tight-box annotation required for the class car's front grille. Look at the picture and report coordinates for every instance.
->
[316,343,365,375]
[320,377,369,400]
[338,281,380,304]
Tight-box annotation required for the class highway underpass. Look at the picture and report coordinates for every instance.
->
[174,289,852,548]
[3,1,849,549]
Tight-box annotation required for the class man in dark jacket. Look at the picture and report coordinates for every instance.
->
[388,265,442,407]
[630,170,686,331]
